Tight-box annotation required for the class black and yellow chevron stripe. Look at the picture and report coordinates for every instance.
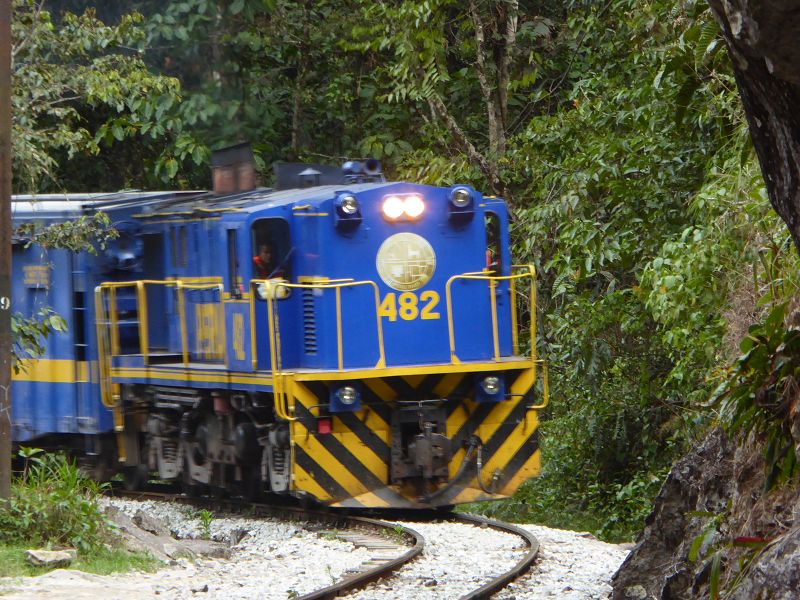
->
[289,367,541,508]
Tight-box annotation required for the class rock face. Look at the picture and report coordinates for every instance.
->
[611,428,800,599]
[727,527,800,600]
[611,429,734,599]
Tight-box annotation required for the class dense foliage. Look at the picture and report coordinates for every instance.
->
[0,449,109,552]
[16,0,800,540]
[11,0,187,191]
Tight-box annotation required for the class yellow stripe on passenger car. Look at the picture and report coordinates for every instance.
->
[13,360,90,383]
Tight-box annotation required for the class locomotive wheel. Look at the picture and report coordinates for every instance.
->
[122,464,149,491]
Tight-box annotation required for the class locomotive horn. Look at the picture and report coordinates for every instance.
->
[363,158,382,175]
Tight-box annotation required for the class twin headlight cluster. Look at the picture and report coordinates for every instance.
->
[333,186,475,229]
[382,194,425,219]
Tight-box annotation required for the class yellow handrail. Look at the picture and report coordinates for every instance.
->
[96,271,548,422]
[445,266,537,365]
[528,361,550,410]
[513,264,538,366]
[251,278,387,421]
[94,287,113,408]
[98,278,224,368]
[176,281,189,366]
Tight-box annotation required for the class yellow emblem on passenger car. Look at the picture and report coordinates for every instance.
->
[376,233,436,291]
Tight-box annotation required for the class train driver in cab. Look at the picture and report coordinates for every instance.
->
[253,242,284,279]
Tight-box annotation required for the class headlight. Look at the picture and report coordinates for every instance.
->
[336,386,358,405]
[334,191,362,229]
[383,196,405,219]
[481,376,501,395]
[339,194,359,215]
[256,280,290,300]
[404,195,424,218]
[451,187,472,208]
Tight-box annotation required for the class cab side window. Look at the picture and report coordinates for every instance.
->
[485,212,502,275]
[251,219,291,280]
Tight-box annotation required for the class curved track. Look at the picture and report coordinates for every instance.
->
[451,512,540,600]
[110,490,538,599]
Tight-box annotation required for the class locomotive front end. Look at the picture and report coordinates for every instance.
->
[272,181,548,508]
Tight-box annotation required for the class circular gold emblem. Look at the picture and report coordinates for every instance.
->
[376,233,436,291]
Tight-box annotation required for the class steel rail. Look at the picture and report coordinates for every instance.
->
[298,515,424,600]
[450,512,540,600]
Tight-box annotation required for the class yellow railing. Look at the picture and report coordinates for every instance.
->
[444,264,548,409]
[96,278,224,368]
[250,278,387,421]
[445,265,536,362]
[95,268,549,421]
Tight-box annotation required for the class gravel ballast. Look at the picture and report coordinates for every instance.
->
[0,498,630,599]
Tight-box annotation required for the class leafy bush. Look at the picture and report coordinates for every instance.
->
[714,303,800,490]
[0,449,111,552]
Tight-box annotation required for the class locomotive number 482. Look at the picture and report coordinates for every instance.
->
[378,290,441,321]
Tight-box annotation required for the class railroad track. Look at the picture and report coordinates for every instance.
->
[109,489,539,599]
[450,513,540,600]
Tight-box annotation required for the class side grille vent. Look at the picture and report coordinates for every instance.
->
[302,288,317,354]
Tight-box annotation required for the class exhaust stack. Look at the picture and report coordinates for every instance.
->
[211,143,256,195]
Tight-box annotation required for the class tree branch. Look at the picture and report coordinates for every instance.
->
[496,0,518,154]
[426,91,501,192]
[469,0,500,156]
[11,0,46,61]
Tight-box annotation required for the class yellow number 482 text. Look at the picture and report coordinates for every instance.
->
[378,291,440,322]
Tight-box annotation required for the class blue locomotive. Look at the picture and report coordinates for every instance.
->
[11,148,548,508]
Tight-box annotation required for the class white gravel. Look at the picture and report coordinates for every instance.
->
[495,525,631,599]
[344,520,630,600]
[344,520,523,599]
[0,499,631,599]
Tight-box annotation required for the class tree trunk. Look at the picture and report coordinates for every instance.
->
[291,0,310,159]
[708,0,800,253]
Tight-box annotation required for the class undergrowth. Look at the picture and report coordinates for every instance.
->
[0,447,155,577]
[465,464,669,543]
[0,541,158,577]
[0,448,109,552]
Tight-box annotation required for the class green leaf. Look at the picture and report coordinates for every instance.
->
[165,158,179,179]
